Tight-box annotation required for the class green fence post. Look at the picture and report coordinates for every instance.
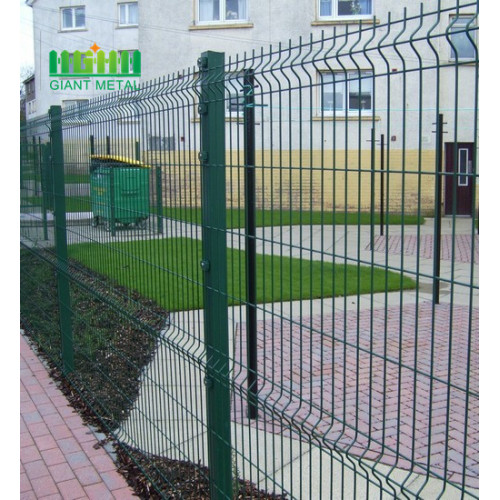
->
[49,105,74,374]
[433,113,444,305]
[243,68,258,420]
[39,138,49,240]
[156,165,163,235]
[198,50,233,500]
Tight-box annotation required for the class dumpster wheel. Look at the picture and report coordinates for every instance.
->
[136,218,147,229]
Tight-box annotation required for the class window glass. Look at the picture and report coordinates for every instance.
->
[62,8,73,29]
[199,0,247,22]
[450,16,476,60]
[348,72,373,110]
[321,71,373,113]
[320,0,332,16]
[200,0,220,21]
[120,3,138,25]
[458,148,469,186]
[320,0,372,18]
[75,7,85,27]
[226,0,246,20]
[128,3,138,24]
[322,73,345,111]
[62,7,85,29]
[338,0,372,16]
[119,5,127,24]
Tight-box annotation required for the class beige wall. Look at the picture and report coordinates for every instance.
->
[153,149,450,216]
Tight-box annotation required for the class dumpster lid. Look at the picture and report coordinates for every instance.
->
[90,154,151,168]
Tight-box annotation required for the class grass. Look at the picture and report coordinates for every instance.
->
[154,206,424,228]
[23,195,424,227]
[68,237,416,311]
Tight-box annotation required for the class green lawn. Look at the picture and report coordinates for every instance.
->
[154,206,424,228]
[23,194,424,227]
[68,237,415,311]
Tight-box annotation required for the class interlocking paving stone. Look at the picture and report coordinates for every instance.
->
[20,334,136,499]
[234,301,479,489]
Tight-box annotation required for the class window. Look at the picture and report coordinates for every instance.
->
[449,16,477,61]
[149,136,176,151]
[320,71,373,114]
[27,100,37,115]
[198,0,247,23]
[61,6,85,30]
[62,100,89,119]
[119,2,138,26]
[458,148,470,186]
[319,0,372,19]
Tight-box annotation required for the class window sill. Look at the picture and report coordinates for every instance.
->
[118,119,141,125]
[189,22,254,30]
[312,18,379,26]
[313,115,380,121]
[192,116,260,124]
[116,24,139,29]
[59,28,88,33]
[448,59,477,65]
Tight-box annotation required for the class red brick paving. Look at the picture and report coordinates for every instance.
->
[371,234,479,264]
[20,333,136,499]
[234,302,479,489]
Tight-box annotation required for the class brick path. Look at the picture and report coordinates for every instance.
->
[370,234,479,264]
[233,302,479,489]
[20,333,136,499]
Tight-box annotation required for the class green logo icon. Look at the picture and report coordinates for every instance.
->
[49,43,141,78]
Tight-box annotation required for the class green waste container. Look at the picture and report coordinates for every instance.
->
[90,155,150,231]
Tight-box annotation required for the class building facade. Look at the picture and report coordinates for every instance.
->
[26,0,478,215]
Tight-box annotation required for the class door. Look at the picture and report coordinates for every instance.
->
[445,142,475,216]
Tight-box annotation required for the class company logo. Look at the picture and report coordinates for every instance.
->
[49,43,141,91]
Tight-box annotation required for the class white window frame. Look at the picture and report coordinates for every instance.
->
[319,70,374,116]
[318,0,373,20]
[457,148,470,187]
[60,6,86,31]
[27,100,37,116]
[197,0,248,25]
[449,15,477,61]
[118,2,138,27]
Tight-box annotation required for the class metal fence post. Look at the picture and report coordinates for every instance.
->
[243,68,258,420]
[380,134,385,236]
[156,165,163,235]
[198,50,233,499]
[38,138,49,240]
[433,113,444,305]
[49,105,74,374]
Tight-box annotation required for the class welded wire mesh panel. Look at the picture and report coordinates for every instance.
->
[20,73,217,496]
[224,2,478,499]
[20,0,478,498]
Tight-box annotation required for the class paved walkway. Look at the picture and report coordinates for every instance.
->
[21,217,479,498]
[233,301,479,489]
[20,333,136,500]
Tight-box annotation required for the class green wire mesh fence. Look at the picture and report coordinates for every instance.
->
[21,1,478,498]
